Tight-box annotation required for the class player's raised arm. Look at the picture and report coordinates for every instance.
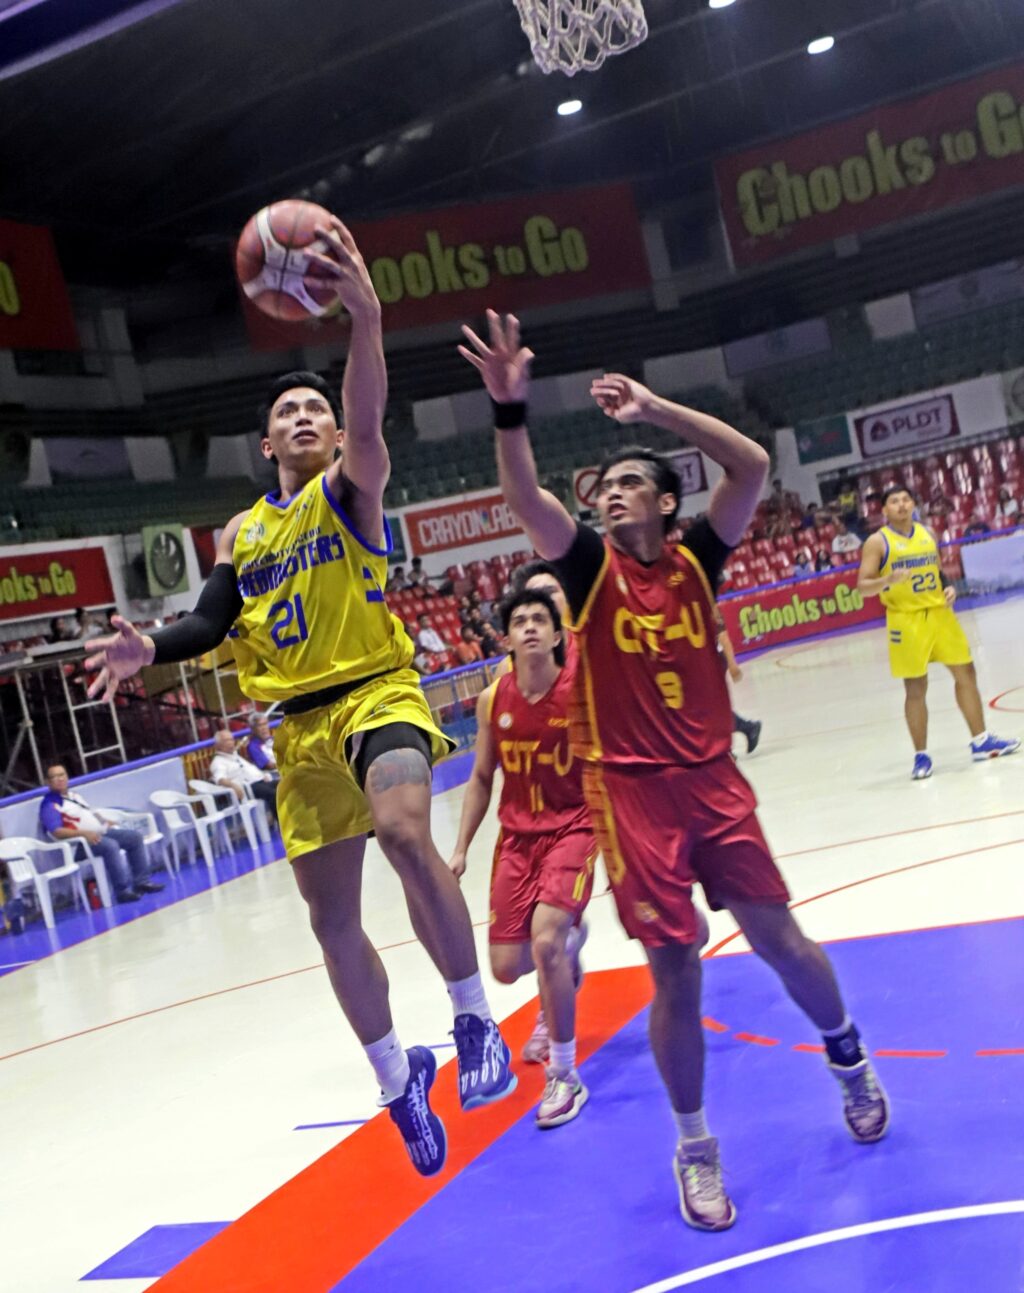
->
[307,220,390,513]
[459,310,576,562]
[83,513,246,701]
[590,374,770,547]
[448,685,500,881]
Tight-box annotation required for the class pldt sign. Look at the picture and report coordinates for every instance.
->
[853,393,960,458]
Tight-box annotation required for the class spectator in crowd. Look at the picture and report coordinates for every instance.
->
[831,518,863,559]
[48,616,79,644]
[386,565,410,592]
[457,594,473,625]
[75,607,107,639]
[39,763,164,903]
[794,550,814,577]
[246,713,279,779]
[408,556,436,596]
[835,473,860,522]
[996,487,1020,525]
[454,625,484,665]
[208,728,278,822]
[415,612,447,656]
[478,624,505,659]
[798,502,818,531]
[928,486,953,519]
[815,548,833,573]
[466,607,488,638]
[963,513,989,537]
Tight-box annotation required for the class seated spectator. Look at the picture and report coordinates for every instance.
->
[415,612,447,656]
[246,713,279,779]
[963,513,989,537]
[386,565,410,592]
[39,763,164,903]
[831,518,863,559]
[798,502,818,530]
[928,487,953,519]
[209,728,278,822]
[75,607,107,639]
[814,547,833,573]
[835,474,860,522]
[454,625,484,665]
[408,556,437,596]
[793,550,814,577]
[478,624,505,659]
[996,487,1020,525]
[48,616,79,644]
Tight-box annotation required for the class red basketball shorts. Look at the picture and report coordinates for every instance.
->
[582,754,789,947]
[489,816,597,944]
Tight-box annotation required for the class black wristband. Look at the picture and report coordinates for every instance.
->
[491,399,527,430]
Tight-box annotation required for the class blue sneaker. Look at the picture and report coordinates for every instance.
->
[911,752,933,780]
[384,1045,447,1176]
[971,733,1020,762]
[452,1014,517,1110]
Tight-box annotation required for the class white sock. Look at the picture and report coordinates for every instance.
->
[364,1028,410,1104]
[446,972,492,1021]
[549,1037,576,1077]
[971,731,989,746]
[674,1107,709,1142]
[820,1014,852,1038]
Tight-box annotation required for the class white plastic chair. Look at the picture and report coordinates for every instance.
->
[189,779,259,854]
[0,838,86,929]
[240,781,273,845]
[150,791,220,871]
[96,806,177,877]
[60,838,114,908]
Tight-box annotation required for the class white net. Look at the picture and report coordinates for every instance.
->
[514,0,648,76]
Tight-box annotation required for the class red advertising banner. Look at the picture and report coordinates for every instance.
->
[715,62,1024,268]
[853,393,960,459]
[0,219,78,350]
[0,546,114,622]
[243,183,650,349]
[404,492,524,558]
[719,567,883,652]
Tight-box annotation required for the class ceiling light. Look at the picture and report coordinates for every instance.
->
[708,0,736,9]
[807,35,835,55]
[557,99,582,116]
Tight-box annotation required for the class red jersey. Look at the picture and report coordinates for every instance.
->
[489,659,589,835]
[570,537,733,767]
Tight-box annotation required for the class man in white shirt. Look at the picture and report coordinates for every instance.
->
[831,519,863,560]
[414,613,447,656]
[39,764,164,903]
[209,728,278,822]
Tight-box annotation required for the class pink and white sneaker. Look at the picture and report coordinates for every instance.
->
[535,1068,588,1129]
[521,1010,549,1065]
[828,1056,891,1143]
[673,1136,737,1232]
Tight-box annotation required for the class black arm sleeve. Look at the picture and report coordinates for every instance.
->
[551,523,607,621]
[150,563,243,664]
[679,517,733,592]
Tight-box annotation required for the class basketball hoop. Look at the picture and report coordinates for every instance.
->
[514,0,648,77]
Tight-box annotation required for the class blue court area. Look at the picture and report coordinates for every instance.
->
[337,920,1024,1293]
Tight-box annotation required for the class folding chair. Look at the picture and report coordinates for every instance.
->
[0,838,87,929]
[189,779,260,854]
[150,791,224,871]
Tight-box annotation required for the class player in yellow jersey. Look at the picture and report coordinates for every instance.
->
[83,218,515,1176]
[858,484,1019,780]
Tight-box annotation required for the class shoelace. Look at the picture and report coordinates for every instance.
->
[846,1069,882,1111]
[682,1154,723,1204]
[453,1018,484,1070]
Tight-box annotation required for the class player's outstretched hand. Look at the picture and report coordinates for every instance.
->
[83,616,154,702]
[458,310,533,405]
[448,851,467,882]
[590,373,655,424]
[306,218,380,318]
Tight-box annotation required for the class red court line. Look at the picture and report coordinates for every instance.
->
[149,966,653,1293]
[773,809,1024,861]
[988,685,1024,712]
[792,1043,825,1054]
[701,1016,729,1033]
[977,1048,1024,1057]
[734,1032,779,1047]
[874,1049,947,1059]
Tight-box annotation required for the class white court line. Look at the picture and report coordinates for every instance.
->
[0,961,35,970]
[628,1201,1024,1292]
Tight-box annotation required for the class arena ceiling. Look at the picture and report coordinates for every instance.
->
[0,0,1022,287]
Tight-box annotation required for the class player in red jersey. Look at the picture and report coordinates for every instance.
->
[460,311,889,1232]
[449,586,595,1129]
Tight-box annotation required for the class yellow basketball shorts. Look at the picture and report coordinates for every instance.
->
[273,668,455,861]
[886,607,972,679]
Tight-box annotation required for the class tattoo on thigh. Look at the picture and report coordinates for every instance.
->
[366,749,431,794]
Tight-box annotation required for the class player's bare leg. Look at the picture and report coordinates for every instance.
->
[490,943,534,984]
[728,899,890,1145]
[365,746,517,1111]
[947,662,985,736]
[293,837,447,1176]
[530,903,588,1128]
[903,674,929,751]
[646,941,735,1231]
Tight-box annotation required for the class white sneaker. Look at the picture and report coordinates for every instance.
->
[535,1068,588,1129]
[673,1136,737,1231]
[521,1010,549,1065]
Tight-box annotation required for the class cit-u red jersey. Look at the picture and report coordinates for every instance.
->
[571,538,733,766]
[489,660,589,835]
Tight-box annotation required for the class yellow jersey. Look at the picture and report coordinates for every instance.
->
[878,523,945,613]
[229,471,412,703]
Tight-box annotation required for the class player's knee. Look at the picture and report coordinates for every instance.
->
[374,819,430,875]
[489,951,522,985]
[531,925,567,973]
[304,895,359,950]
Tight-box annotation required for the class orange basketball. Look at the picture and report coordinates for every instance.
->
[235,200,344,321]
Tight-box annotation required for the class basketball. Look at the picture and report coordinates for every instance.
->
[235,199,345,321]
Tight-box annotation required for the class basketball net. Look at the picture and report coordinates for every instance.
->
[514,0,648,76]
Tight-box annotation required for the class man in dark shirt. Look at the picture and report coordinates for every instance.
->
[460,310,890,1234]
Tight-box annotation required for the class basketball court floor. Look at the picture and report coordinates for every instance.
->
[2,598,1022,1293]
